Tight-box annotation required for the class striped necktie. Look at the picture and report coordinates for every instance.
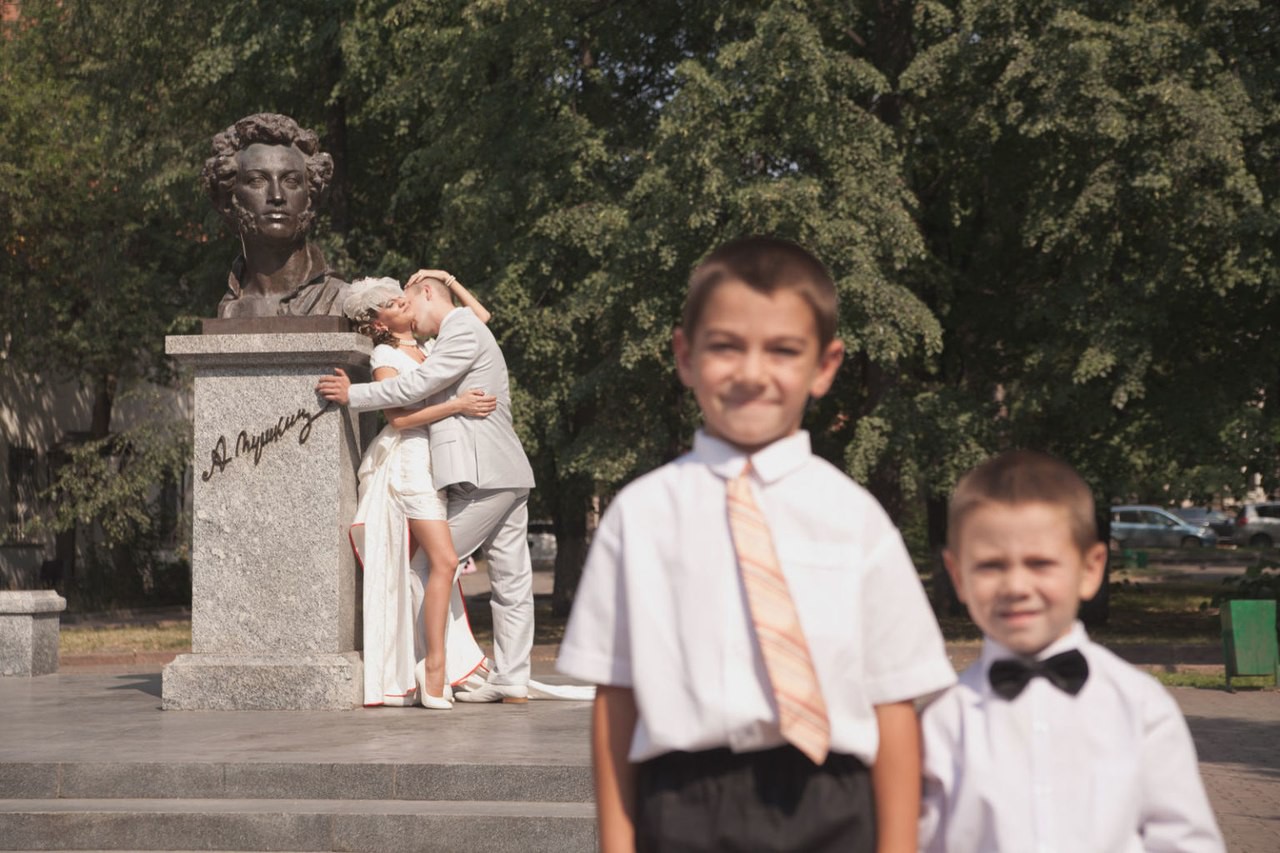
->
[726,464,831,764]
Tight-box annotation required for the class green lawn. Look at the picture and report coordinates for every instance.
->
[1092,580,1222,644]
[1151,672,1274,690]
[60,622,191,654]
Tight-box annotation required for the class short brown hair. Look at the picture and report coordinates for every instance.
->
[682,236,838,349]
[948,450,1098,553]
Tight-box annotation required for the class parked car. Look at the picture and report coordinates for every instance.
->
[1171,507,1235,543]
[1110,505,1217,549]
[1233,502,1280,548]
[527,520,556,570]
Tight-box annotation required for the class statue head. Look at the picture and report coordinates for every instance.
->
[201,113,334,242]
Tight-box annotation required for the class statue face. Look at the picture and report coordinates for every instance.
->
[229,143,310,241]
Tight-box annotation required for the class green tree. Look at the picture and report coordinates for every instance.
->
[1,0,357,598]
[5,0,1277,616]
[881,0,1278,616]
[341,2,947,610]
[898,0,1277,507]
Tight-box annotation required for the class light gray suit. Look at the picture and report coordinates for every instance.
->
[348,307,536,685]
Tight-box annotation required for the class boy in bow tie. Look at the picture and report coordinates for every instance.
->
[558,236,955,852]
[920,450,1223,852]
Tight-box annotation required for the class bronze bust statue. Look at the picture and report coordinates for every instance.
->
[202,113,349,318]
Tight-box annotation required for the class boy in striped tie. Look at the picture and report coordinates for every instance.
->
[557,236,956,852]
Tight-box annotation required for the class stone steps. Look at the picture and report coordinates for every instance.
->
[0,762,596,851]
[0,798,596,851]
[1,669,599,852]
[2,761,592,803]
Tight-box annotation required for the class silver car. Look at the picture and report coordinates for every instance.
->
[1110,505,1218,549]
[527,520,557,570]
[1233,502,1280,548]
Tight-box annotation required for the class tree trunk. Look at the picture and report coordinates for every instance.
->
[70,372,116,591]
[925,493,964,616]
[868,0,916,127]
[325,49,349,237]
[1080,503,1111,626]
[89,373,116,440]
[550,479,596,618]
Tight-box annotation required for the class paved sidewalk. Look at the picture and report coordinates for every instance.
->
[1175,687,1280,852]
[47,570,1279,851]
[29,659,1280,851]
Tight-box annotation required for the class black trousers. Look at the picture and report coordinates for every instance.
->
[634,745,876,853]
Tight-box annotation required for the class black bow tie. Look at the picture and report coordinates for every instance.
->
[988,649,1089,700]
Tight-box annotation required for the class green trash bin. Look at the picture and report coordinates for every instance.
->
[1221,599,1280,691]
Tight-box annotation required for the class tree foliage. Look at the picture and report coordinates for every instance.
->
[3,0,1277,607]
[900,0,1277,506]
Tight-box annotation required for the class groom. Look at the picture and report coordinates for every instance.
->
[317,271,536,702]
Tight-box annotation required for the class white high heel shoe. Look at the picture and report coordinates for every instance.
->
[415,660,453,711]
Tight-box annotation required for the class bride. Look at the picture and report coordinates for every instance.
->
[344,271,495,709]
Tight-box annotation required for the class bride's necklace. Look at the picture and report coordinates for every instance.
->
[394,337,418,348]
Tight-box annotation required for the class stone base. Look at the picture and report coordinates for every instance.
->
[164,332,371,711]
[201,316,350,335]
[162,652,362,710]
[0,590,66,676]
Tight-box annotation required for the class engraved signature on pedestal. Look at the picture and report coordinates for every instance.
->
[200,402,334,482]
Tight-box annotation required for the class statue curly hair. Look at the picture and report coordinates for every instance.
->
[201,113,334,235]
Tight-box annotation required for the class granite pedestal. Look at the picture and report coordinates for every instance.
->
[162,333,373,710]
[0,590,66,676]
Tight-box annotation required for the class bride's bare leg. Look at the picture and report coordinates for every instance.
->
[408,518,457,698]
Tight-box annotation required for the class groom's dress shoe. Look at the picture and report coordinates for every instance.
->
[454,682,529,704]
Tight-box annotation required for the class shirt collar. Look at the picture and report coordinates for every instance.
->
[979,621,1088,676]
[691,430,812,484]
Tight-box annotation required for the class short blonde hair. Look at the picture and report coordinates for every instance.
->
[948,450,1098,553]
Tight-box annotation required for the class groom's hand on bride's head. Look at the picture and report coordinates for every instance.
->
[316,368,351,405]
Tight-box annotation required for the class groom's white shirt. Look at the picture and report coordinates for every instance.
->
[347,307,535,492]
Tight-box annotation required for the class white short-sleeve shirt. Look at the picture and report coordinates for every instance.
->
[920,623,1224,853]
[556,430,956,764]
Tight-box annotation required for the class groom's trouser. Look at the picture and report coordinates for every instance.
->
[446,485,533,686]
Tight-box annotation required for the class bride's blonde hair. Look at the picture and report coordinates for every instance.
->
[343,277,403,347]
